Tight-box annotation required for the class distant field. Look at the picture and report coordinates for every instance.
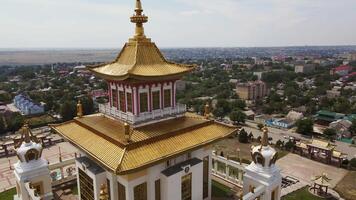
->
[0,49,118,65]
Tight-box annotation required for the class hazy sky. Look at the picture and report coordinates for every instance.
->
[1,0,356,48]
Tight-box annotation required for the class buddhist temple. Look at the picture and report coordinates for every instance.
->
[50,1,237,199]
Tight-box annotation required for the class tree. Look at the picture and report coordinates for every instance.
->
[323,128,337,139]
[215,99,231,117]
[0,115,5,134]
[238,129,249,143]
[6,112,24,132]
[350,158,356,169]
[349,119,356,136]
[81,96,94,115]
[284,140,295,151]
[60,101,76,121]
[229,111,246,125]
[296,118,313,135]
[257,123,264,130]
[213,107,225,119]
[248,132,254,141]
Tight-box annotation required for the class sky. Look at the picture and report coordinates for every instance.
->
[1,0,356,48]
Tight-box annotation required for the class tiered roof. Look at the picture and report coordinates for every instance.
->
[87,0,194,81]
[51,113,235,174]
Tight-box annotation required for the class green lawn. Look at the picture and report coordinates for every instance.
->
[282,186,335,200]
[0,188,16,200]
[212,180,232,198]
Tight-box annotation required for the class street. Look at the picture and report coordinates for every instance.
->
[241,121,356,160]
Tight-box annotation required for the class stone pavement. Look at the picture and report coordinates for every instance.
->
[0,141,79,192]
[277,154,348,188]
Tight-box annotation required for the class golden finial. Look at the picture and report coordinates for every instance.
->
[77,100,83,118]
[124,123,131,142]
[130,0,148,39]
[23,121,31,143]
[99,184,109,200]
[261,126,269,147]
[204,102,210,119]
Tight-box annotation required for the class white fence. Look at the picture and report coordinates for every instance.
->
[99,103,186,124]
[212,152,247,187]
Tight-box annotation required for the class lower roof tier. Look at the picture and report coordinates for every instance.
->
[50,112,236,174]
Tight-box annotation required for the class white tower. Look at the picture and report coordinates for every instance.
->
[13,123,53,200]
[243,127,282,200]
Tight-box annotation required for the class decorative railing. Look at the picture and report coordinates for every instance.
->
[211,152,247,186]
[98,103,186,124]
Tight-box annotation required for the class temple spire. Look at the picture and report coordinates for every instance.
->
[130,0,148,39]
[261,126,269,147]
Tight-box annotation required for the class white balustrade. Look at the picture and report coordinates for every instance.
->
[99,103,186,124]
[211,152,247,187]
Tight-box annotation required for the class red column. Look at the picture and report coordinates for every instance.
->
[123,85,126,112]
[108,81,112,106]
[136,86,140,116]
[131,90,135,114]
[161,83,164,109]
[149,85,152,112]
[172,81,176,107]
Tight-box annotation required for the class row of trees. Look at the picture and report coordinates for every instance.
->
[0,112,24,135]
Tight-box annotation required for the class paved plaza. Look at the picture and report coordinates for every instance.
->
[277,153,348,188]
[0,141,79,192]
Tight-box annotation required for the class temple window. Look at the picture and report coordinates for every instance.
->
[119,91,125,111]
[107,178,111,200]
[164,89,171,108]
[181,173,192,200]
[112,89,118,108]
[127,93,132,113]
[152,91,160,110]
[118,181,126,200]
[203,156,209,198]
[134,182,147,200]
[140,92,148,113]
[79,168,94,200]
[155,179,160,200]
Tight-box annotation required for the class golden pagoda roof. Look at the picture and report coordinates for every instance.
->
[50,113,236,174]
[87,0,195,81]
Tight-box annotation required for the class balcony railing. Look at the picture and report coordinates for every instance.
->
[98,103,186,125]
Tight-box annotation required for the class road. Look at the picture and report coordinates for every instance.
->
[241,120,356,160]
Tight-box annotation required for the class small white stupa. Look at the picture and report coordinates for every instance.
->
[243,127,282,200]
[13,123,53,200]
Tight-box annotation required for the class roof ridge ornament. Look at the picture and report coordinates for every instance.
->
[130,0,148,39]
[261,126,269,147]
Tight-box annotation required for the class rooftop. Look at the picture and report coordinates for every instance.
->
[87,0,194,81]
[51,113,236,174]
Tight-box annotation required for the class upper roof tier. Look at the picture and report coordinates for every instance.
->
[87,0,195,81]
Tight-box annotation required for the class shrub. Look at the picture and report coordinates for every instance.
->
[350,158,356,169]
[238,129,249,143]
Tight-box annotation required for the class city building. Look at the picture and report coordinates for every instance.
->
[14,94,45,116]
[294,64,315,74]
[13,124,53,200]
[329,119,352,139]
[236,80,268,101]
[314,110,345,125]
[330,65,352,76]
[265,111,303,129]
[51,1,238,200]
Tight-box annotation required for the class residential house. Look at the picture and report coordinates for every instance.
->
[13,94,45,115]
[329,119,352,138]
